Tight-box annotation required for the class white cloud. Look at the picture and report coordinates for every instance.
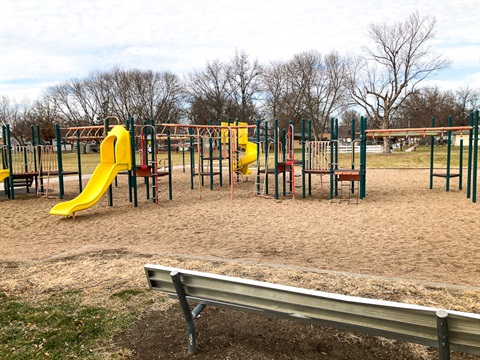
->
[1,0,479,100]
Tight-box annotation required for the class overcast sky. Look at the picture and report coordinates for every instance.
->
[1,0,479,101]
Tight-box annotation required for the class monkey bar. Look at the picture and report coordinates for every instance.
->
[365,126,473,138]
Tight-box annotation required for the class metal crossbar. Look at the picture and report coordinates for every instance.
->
[144,264,480,358]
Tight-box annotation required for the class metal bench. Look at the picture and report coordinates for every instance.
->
[144,264,480,358]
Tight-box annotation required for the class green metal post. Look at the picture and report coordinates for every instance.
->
[459,138,463,190]
[105,118,113,206]
[467,113,473,199]
[429,118,435,189]
[274,119,279,200]
[282,127,287,196]
[301,118,306,198]
[189,128,195,190]
[359,117,363,198]
[359,116,367,199]
[149,119,155,203]
[334,118,339,197]
[55,124,65,199]
[446,116,452,192]
[472,110,478,203]
[129,118,138,207]
[6,125,14,198]
[329,118,334,200]
[126,120,133,203]
[308,120,312,196]
[363,116,367,197]
[255,119,261,196]
[264,120,269,194]
[1,126,7,196]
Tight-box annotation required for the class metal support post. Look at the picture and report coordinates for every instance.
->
[436,310,450,360]
[170,271,198,354]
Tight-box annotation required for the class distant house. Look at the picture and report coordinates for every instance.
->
[451,132,474,147]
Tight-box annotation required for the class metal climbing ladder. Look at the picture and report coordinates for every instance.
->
[333,171,360,205]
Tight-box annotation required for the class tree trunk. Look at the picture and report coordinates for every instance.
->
[383,137,391,154]
[382,111,391,154]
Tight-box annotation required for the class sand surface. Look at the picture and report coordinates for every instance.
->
[1,168,479,288]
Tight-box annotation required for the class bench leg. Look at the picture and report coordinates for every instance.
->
[436,310,450,360]
[171,271,198,354]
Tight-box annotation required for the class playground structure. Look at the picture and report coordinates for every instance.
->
[1,124,83,199]
[365,110,479,203]
[155,120,258,200]
[254,117,367,204]
[2,110,480,215]
[47,119,259,215]
[253,111,480,204]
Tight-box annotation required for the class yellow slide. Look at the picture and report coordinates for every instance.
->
[237,140,257,176]
[50,126,132,217]
[221,121,258,176]
[0,169,9,182]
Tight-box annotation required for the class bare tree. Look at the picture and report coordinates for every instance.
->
[453,87,480,124]
[185,59,231,124]
[85,70,114,122]
[45,81,94,126]
[394,87,456,128]
[339,109,363,140]
[348,11,451,152]
[396,86,480,129]
[283,50,351,138]
[44,67,186,126]
[153,72,186,122]
[0,96,33,144]
[260,61,288,123]
[227,49,263,123]
[29,97,60,143]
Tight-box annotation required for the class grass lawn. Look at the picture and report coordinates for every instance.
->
[0,288,160,359]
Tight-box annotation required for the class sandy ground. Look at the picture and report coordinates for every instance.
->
[1,168,480,359]
[1,168,479,287]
